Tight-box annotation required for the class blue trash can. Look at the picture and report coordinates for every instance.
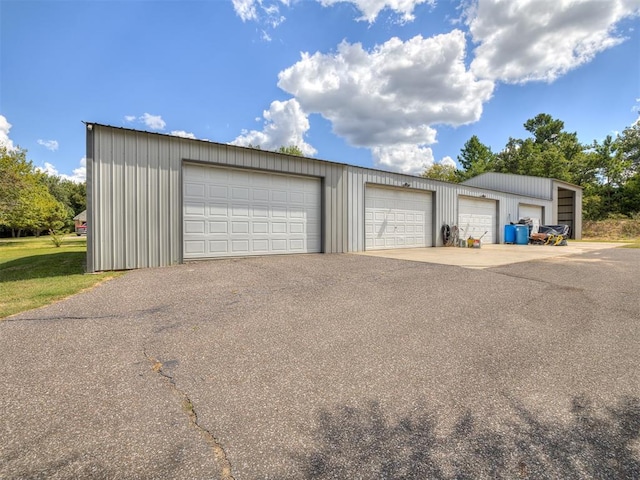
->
[504,225,516,244]
[515,224,529,245]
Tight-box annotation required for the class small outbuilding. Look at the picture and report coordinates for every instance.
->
[85,123,581,272]
[73,210,87,236]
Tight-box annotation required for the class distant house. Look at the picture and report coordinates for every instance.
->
[74,210,87,235]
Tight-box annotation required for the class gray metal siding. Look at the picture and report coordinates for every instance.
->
[87,124,566,271]
[463,172,555,200]
[87,125,347,272]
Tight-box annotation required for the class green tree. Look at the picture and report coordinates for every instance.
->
[616,120,640,172]
[277,145,304,156]
[456,135,495,180]
[494,114,580,182]
[621,172,640,217]
[421,163,459,182]
[592,135,630,188]
[0,146,71,236]
[4,178,67,236]
[524,113,565,144]
[40,174,86,229]
[0,146,33,226]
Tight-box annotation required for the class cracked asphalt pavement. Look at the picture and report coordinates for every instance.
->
[1,248,639,479]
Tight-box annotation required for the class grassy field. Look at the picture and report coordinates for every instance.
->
[0,235,122,319]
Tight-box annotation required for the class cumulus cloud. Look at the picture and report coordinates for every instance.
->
[37,139,59,151]
[37,157,86,184]
[467,0,640,84]
[231,98,317,156]
[140,113,166,130]
[170,130,197,139]
[278,31,493,173]
[372,144,435,174]
[124,113,167,130]
[0,115,14,150]
[318,0,435,23]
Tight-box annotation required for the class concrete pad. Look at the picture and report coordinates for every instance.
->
[355,241,623,269]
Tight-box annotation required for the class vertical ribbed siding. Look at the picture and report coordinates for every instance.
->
[88,124,561,271]
[463,172,555,199]
[88,125,348,272]
[86,128,95,273]
[345,168,553,249]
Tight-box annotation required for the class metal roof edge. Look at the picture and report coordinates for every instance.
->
[83,122,464,185]
[84,122,571,197]
[462,171,582,190]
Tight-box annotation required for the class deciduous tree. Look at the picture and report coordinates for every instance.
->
[421,163,459,182]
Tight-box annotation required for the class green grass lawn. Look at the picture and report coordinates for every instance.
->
[0,235,123,319]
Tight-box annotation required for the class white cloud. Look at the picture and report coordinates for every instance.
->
[232,0,258,21]
[440,155,456,168]
[0,115,15,150]
[318,0,435,23]
[278,31,494,173]
[231,98,317,156]
[36,157,86,184]
[234,0,433,24]
[233,0,287,30]
[124,113,167,130]
[467,0,640,84]
[140,113,166,130]
[170,130,197,139]
[372,144,434,174]
[37,139,59,151]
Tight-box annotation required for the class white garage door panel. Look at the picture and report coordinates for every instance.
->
[365,186,432,250]
[458,197,497,244]
[519,204,543,221]
[183,164,321,258]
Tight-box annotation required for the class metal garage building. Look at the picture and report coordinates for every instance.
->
[85,124,580,272]
[462,172,583,240]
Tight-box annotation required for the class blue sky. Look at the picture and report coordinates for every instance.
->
[1,0,639,181]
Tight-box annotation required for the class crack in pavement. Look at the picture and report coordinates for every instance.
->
[143,349,235,480]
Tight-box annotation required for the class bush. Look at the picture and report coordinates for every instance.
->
[48,229,65,247]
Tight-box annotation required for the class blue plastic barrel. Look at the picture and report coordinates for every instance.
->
[515,225,529,245]
[504,225,516,244]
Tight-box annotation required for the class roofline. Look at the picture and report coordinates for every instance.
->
[462,171,583,190]
[84,122,575,197]
[83,122,467,187]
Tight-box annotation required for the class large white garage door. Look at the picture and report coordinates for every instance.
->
[458,196,497,244]
[183,164,321,259]
[365,186,432,250]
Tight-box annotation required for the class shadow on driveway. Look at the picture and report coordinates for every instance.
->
[280,395,640,479]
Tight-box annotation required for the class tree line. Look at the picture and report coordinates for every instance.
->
[422,113,640,220]
[0,146,86,237]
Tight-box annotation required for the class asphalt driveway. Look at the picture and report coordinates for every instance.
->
[1,248,639,479]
